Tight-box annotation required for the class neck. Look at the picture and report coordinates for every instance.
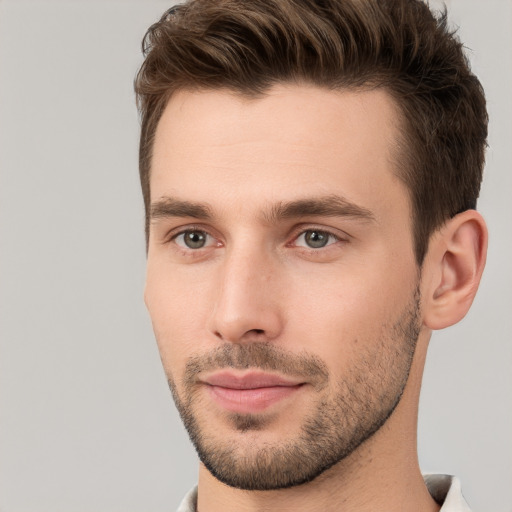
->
[196,335,439,512]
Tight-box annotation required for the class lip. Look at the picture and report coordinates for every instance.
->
[201,371,305,414]
[203,371,303,389]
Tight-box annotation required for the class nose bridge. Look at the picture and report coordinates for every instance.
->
[208,240,283,343]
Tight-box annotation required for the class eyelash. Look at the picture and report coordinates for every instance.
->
[291,229,341,250]
[165,225,346,254]
[166,225,218,248]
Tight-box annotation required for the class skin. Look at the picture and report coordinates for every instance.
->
[145,85,487,512]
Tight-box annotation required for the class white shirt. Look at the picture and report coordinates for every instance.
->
[424,474,472,511]
[176,474,471,511]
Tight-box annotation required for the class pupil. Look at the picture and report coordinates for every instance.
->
[185,231,206,248]
[306,231,328,248]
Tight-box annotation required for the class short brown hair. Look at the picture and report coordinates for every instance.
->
[135,0,487,263]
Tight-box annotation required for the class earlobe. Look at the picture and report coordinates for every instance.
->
[422,210,488,330]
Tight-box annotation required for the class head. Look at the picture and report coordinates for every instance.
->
[135,0,488,492]
[136,0,487,264]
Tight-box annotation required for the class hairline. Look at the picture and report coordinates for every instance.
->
[143,80,418,254]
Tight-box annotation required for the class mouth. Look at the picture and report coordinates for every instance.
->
[200,371,305,414]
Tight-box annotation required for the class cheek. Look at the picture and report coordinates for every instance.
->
[284,260,417,361]
[145,260,212,374]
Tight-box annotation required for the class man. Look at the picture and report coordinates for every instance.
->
[135,1,488,510]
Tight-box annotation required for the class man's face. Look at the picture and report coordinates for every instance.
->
[145,85,422,490]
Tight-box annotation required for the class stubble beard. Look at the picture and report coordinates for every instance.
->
[166,289,421,491]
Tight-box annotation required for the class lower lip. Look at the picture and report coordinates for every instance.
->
[206,384,303,414]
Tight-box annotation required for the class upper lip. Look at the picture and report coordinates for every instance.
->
[201,371,304,390]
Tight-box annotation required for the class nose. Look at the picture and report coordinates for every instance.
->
[207,245,284,344]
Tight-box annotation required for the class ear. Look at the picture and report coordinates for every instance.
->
[422,210,488,330]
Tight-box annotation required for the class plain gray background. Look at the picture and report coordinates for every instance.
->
[0,1,510,511]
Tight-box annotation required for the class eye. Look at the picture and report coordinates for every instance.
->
[295,229,338,249]
[174,230,212,249]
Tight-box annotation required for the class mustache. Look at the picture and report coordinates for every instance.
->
[182,342,330,390]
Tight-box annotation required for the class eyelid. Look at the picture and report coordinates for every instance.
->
[160,222,349,253]
[294,231,338,248]
[288,224,350,246]
[163,224,219,245]
[175,231,213,250]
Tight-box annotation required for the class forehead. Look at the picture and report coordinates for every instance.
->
[150,84,408,221]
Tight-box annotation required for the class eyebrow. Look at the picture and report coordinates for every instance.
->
[263,195,376,224]
[150,194,375,224]
[150,197,213,221]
